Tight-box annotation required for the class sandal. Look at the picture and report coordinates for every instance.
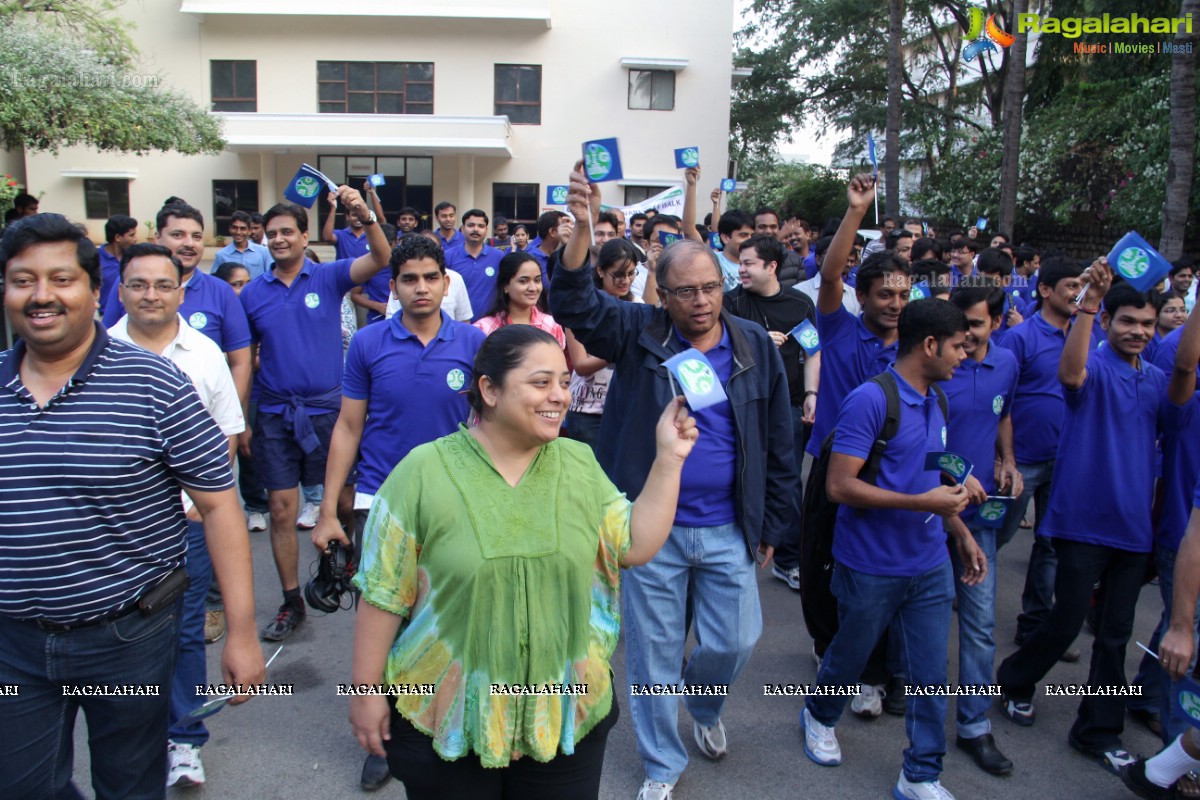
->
[1175,771,1200,799]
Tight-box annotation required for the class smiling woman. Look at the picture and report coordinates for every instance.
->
[347,324,698,800]
[473,250,567,355]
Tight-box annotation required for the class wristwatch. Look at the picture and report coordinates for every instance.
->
[362,210,378,226]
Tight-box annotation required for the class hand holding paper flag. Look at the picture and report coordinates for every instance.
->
[675,147,700,169]
[788,319,821,355]
[720,178,737,193]
[663,349,728,411]
[582,138,624,182]
[1107,231,1173,292]
[284,164,339,208]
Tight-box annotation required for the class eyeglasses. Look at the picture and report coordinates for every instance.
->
[605,270,637,282]
[122,281,181,294]
[660,282,723,301]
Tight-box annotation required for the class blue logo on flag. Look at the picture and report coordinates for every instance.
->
[284,164,338,208]
[547,185,569,205]
[976,497,1014,529]
[368,174,386,187]
[976,216,988,232]
[708,232,723,251]
[789,320,821,355]
[720,178,737,193]
[582,138,623,182]
[867,132,878,177]
[675,147,700,169]
[658,231,683,248]
[910,281,931,301]
[925,451,974,483]
[1108,231,1173,292]
[663,349,728,411]
[1175,676,1200,730]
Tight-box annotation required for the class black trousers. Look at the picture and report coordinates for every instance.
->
[385,700,618,800]
[997,538,1148,751]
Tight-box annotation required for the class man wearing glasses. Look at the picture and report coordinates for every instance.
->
[551,162,796,800]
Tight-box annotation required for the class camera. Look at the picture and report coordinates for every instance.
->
[304,540,357,613]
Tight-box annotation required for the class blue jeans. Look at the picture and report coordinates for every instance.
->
[806,561,954,783]
[623,522,762,784]
[1130,544,1200,744]
[772,405,809,572]
[0,600,182,799]
[169,520,213,746]
[564,412,603,451]
[950,524,998,738]
[996,459,1057,641]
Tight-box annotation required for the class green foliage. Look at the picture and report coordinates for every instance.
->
[727,158,850,226]
[0,0,137,69]
[0,23,225,155]
[0,174,24,218]
[914,73,1199,236]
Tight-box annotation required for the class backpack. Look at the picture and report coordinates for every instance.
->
[798,371,948,649]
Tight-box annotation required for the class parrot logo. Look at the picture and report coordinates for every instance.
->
[962,7,1015,61]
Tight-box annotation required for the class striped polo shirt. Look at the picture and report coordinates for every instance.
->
[0,323,235,623]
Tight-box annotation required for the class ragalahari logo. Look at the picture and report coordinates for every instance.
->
[962,7,1015,61]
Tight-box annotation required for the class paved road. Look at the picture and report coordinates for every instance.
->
[72,520,1167,800]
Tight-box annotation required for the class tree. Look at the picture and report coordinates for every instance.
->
[0,0,137,68]
[727,157,849,227]
[1159,0,1200,260]
[997,0,1029,239]
[884,0,904,217]
[0,10,224,155]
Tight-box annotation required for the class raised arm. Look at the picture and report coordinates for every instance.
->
[364,182,385,223]
[682,167,703,243]
[341,185,392,284]
[1168,299,1200,405]
[624,398,697,565]
[321,192,337,244]
[1059,257,1110,391]
[561,160,600,272]
[820,173,875,315]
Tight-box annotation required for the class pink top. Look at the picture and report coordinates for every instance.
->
[473,307,567,351]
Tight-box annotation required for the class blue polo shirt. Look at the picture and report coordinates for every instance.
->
[437,229,465,250]
[239,257,358,415]
[525,245,554,287]
[361,270,392,324]
[942,342,1019,524]
[1151,326,1200,551]
[1040,345,1180,552]
[102,267,251,353]
[808,305,898,457]
[674,326,737,527]
[342,311,485,495]
[98,245,121,309]
[333,227,369,261]
[445,243,504,322]
[0,325,234,623]
[832,366,949,577]
[997,312,1097,465]
[214,241,271,279]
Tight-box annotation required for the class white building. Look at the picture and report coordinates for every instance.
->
[11,0,737,241]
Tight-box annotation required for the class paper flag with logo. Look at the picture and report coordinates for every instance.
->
[582,138,623,182]
[674,147,700,169]
[1175,676,1200,730]
[663,349,728,411]
[658,231,683,248]
[546,185,569,205]
[720,178,737,193]
[867,132,878,177]
[925,451,974,483]
[284,164,339,208]
[708,231,723,251]
[975,496,1014,529]
[1108,231,1173,292]
[368,174,386,187]
[909,281,931,301]
[789,319,821,355]
[976,216,988,232]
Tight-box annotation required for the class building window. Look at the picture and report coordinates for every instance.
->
[212,180,260,237]
[317,62,434,114]
[211,60,257,112]
[624,185,671,205]
[316,156,434,232]
[83,179,130,219]
[628,69,675,111]
[494,64,541,124]
[492,183,539,227]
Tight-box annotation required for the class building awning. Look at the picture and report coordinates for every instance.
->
[182,0,552,26]
[619,57,689,72]
[215,113,513,157]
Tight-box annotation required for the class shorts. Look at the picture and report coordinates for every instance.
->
[252,410,337,491]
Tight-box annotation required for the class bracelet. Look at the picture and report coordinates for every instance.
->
[1076,305,1099,315]
[804,390,818,397]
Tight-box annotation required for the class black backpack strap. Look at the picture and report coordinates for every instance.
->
[932,383,949,425]
[861,372,901,486]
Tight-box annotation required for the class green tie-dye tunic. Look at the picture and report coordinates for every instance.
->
[352,426,632,767]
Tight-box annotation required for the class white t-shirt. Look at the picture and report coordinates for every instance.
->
[385,268,472,322]
[795,275,862,316]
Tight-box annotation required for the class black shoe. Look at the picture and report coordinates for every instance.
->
[1068,732,1136,776]
[883,675,907,716]
[956,733,1014,775]
[261,602,305,642]
[360,754,391,792]
[1120,758,1175,800]
[1129,707,1164,737]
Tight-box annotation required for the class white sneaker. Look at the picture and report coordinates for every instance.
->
[296,502,319,530]
[693,718,727,760]
[850,683,884,718]
[167,741,205,787]
[637,778,675,800]
[801,707,842,766]
[893,771,956,800]
[246,511,267,532]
